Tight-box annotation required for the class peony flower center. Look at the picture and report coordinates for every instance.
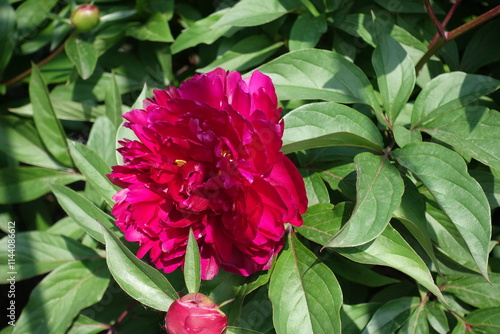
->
[220,149,233,162]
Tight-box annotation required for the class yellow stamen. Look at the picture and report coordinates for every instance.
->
[221,149,233,161]
[174,159,187,167]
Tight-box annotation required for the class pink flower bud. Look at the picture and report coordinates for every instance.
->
[165,293,228,334]
[70,4,100,33]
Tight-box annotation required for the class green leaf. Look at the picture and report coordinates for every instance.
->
[372,33,415,122]
[226,327,265,334]
[184,228,201,294]
[295,202,349,246]
[198,35,282,73]
[126,13,173,42]
[115,84,146,164]
[29,64,73,167]
[104,73,122,130]
[236,285,273,332]
[289,13,327,51]
[424,199,479,274]
[361,297,420,334]
[258,49,381,111]
[329,253,399,288]
[470,169,500,208]
[10,99,106,121]
[0,167,83,204]
[65,37,98,80]
[325,153,404,247]
[281,102,384,154]
[66,314,108,334]
[0,231,101,283]
[100,222,178,311]
[87,116,117,167]
[213,0,298,27]
[341,303,381,334]
[398,303,429,334]
[335,225,445,302]
[171,10,235,54]
[299,168,329,205]
[225,271,272,325]
[393,125,422,148]
[374,0,438,13]
[69,141,117,207]
[0,116,64,169]
[269,232,343,334]
[393,177,439,270]
[0,0,15,80]
[15,0,58,41]
[425,302,450,334]
[419,106,500,171]
[317,162,357,201]
[47,216,86,240]
[463,307,500,333]
[443,273,500,308]
[410,72,500,129]
[393,142,491,279]
[12,259,110,334]
[50,183,120,244]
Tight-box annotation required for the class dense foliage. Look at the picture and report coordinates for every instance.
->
[0,0,499,333]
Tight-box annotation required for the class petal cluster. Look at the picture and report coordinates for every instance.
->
[108,68,307,280]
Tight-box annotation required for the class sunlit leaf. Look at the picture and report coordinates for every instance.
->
[213,0,299,27]
[419,106,500,171]
[0,167,83,204]
[50,183,120,244]
[69,141,118,207]
[341,303,380,334]
[259,49,381,112]
[463,307,500,333]
[65,37,98,80]
[184,228,201,294]
[126,13,173,42]
[100,222,178,311]
[393,142,491,279]
[12,259,110,334]
[0,231,101,283]
[411,72,500,128]
[326,152,404,247]
[171,10,235,54]
[282,102,384,154]
[198,35,282,73]
[29,64,73,167]
[444,273,500,308]
[372,33,415,122]
[289,13,327,51]
[361,297,420,334]
[269,232,342,334]
[299,168,329,206]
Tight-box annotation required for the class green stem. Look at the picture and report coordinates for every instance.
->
[415,5,500,74]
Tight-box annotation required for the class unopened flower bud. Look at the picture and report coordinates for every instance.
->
[70,4,100,33]
[165,293,227,334]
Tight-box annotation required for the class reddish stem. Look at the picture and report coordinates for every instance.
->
[106,301,137,334]
[416,5,500,74]
[2,32,75,87]
[425,0,447,40]
[429,0,462,49]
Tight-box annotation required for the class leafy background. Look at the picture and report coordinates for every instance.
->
[1,0,500,333]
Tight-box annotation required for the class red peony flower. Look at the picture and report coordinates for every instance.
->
[165,293,227,334]
[108,68,308,280]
